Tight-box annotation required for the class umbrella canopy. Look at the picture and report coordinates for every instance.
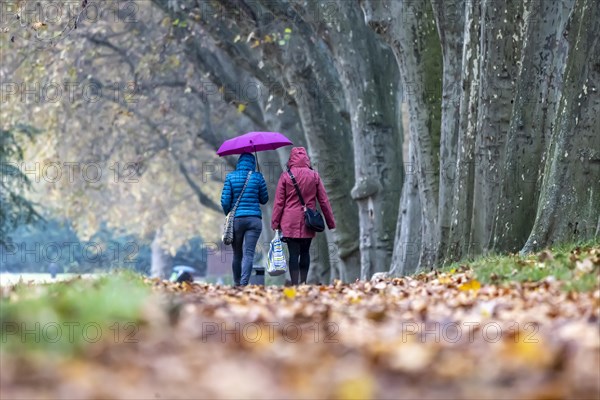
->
[217,131,293,156]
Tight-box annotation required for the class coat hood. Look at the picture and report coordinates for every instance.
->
[287,147,311,169]
[236,153,256,171]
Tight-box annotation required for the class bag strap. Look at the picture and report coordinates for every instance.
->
[287,167,306,210]
[231,171,253,214]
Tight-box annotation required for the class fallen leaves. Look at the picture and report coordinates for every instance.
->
[283,286,297,299]
[458,279,482,292]
[537,249,554,262]
[575,258,594,274]
[1,250,599,400]
[334,375,374,400]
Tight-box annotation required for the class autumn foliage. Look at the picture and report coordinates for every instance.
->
[1,246,599,399]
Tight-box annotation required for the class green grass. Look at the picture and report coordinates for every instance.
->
[442,240,600,292]
[1,270,151,355]
[0,273,99,287]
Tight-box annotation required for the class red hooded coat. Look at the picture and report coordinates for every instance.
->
[271,147,336,238]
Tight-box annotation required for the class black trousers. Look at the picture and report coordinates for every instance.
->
[286,238,312,285]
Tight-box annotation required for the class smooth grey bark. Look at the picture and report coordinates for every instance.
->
[327,1,402,280]
[493,0,576,252]
[522,0,600,252]
[445,0,481,262]
[390,141,422,276]
[306,233,333,284]
[469,0,525,255]
[362,0,442,270]
[324,230,340,282]
[430,0,465,264]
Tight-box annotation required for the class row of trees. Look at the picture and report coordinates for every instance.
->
[2,0,598,281]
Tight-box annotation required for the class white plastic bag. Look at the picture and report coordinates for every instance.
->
[267,230,287,276]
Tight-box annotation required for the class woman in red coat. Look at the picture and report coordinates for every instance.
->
[271,147,336,285]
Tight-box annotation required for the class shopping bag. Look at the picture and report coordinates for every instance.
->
[267,231,287,276]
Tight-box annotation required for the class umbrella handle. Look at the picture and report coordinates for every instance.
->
[251,141,261,173]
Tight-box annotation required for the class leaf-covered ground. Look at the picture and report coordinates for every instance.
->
[1,246,599,399]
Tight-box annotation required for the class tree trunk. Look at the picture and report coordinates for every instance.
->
[307,233,333,284]
[151,229,172,279]
[362,0,443,270]
[493,0,576,252]
[325,230,340,282]
[445,0,481,263]
[469,0,526,255]
[522,0,600,252]
[390,141,422,276]
[430,0,465,264]
[328,1,403,280]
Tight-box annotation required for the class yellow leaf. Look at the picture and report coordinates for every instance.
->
[264,34,273,43]
[251,39,261,48]
[503,335,552,367]
[334,376,374,400]
[237,103,246,113]
[458,279,481,291]
[161,17,172,28]
[438,276,452,285]
[283,287,296,299]
[169,55,181,67]
[284,27,292,33]
[449,268,456,274]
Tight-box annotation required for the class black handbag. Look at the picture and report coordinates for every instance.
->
[287,168,325,232]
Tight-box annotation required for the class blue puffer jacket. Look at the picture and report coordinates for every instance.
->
[221,153,269,218]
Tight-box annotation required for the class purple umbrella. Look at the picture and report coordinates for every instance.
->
[217,132,293,156]
[217,131,293,172]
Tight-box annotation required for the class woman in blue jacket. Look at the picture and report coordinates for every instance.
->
[220,153,269,286]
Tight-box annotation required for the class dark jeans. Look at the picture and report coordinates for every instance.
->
[286,238,312,285]
[232,216,262,286]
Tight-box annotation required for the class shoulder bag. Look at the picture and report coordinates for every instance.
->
[287,168,325,232]
[222,171,253,245]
